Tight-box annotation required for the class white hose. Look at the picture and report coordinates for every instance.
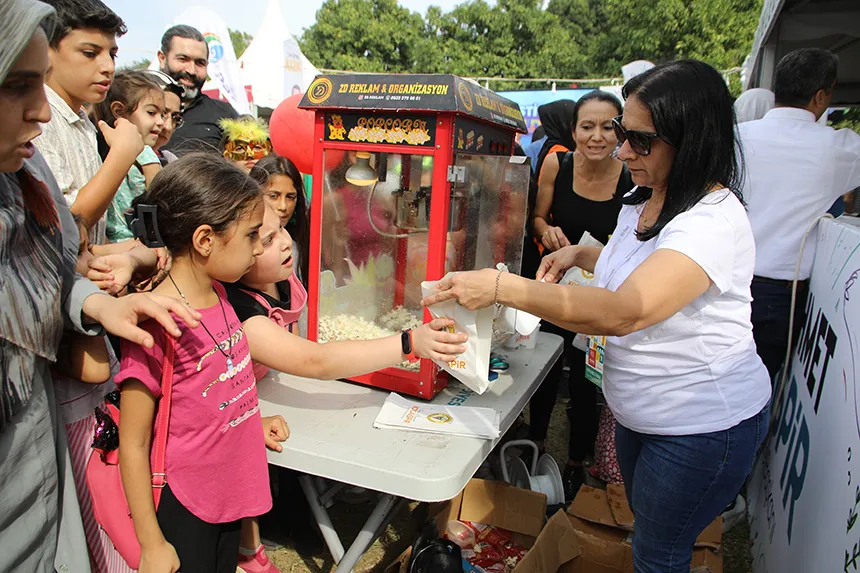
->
[770,213,834,429]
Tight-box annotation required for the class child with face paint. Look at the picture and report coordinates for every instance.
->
[220,116,273,174]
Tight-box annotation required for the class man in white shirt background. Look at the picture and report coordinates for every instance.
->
[739,48,860,381]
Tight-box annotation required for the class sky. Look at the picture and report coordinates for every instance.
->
[107,0,464,68]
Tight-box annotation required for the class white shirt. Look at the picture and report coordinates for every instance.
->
[594,190,771,435]
[34,85,106,244]
[738,107,860,280]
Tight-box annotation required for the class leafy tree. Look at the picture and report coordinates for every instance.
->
[229,28,254,58]
[299,0,436,72]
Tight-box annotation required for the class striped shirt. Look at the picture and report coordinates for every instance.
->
[34,85,106,244]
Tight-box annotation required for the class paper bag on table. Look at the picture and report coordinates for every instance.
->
[373,393,500,439]
[422,275,494,394]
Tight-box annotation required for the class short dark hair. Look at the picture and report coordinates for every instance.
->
[773,48,838,108]
[621,60,742,241]
[161,25,206,57]
[42,0,126,48]
[133,153,262,255]
[249,155,310,282]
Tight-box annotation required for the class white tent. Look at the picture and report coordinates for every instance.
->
[237,0,320,110]
[744,0,860,105]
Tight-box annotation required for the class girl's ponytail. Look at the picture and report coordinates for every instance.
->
[131,152,262,255]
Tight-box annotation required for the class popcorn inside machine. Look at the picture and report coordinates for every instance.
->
[300,74,531,399]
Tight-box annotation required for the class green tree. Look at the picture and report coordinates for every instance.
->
[299,0,437,72]
[229,28,253,58]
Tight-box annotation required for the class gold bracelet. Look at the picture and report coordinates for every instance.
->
[494,268,503,306]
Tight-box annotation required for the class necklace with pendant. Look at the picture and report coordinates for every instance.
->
[168,274,237,378]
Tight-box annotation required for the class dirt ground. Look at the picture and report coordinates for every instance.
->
[263,383,754,573]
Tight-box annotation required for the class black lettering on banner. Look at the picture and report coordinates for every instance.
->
[796,293,838,414]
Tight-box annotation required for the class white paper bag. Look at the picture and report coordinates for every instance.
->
[373,393,500,439]
[559,231,606,287]
[422,275,494,394]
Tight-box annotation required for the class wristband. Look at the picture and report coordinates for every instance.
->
[401,330,419,363]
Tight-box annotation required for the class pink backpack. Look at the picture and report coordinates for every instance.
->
[85,333,176,569]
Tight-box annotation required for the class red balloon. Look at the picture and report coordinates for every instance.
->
[270,93,346,174]
[270,93,315,174]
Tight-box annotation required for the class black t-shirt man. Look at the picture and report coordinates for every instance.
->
[162,93,237,155]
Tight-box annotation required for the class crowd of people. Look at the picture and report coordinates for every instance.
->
[1,0,859,572]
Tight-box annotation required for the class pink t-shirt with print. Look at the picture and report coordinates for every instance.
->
[115,281,271,524]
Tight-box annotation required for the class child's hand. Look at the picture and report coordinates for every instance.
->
[88,253,134,295]
[98,117,144,161]
[262,415,290,452]
[412,318,468,362]
[139,540,180,573]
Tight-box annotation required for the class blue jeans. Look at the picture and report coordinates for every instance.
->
[615,406,769,573]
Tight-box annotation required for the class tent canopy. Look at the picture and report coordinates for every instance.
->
[745,0,860,105]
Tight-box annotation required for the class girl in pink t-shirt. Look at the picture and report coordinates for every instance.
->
[116,153,467,573]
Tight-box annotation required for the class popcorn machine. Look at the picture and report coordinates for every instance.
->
[299,74,530,399]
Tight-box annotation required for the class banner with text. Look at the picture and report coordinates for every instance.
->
[748,217,860,573]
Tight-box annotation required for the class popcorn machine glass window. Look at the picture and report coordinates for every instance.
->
[316,151,435,372]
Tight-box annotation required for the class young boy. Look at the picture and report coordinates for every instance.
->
[35,0,143,245]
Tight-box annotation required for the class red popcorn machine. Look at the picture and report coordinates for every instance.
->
[299,74,530,399]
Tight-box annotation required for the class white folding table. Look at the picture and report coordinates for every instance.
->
[257,332,563,572]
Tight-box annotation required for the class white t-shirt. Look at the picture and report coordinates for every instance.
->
[594,189,771,435]
[738,107,860,280]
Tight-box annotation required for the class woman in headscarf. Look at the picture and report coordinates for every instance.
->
[0,3,200,570]
[534,99,577,180]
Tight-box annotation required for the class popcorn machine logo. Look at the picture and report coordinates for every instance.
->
[308,77,334,104]
[458,82,474,112]
[328,114,346,140]
[427,413,453,424]
[203,32,224,64]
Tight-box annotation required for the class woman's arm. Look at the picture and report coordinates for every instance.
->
[536,245,604,282]
[424,249,711,337]
[533,154,570,251]
[119,380,180,572]
[244,317,467,381]
[55,332,111,383]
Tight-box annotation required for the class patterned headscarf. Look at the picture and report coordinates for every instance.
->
[0,0,54,85]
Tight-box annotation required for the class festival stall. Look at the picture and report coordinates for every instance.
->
[747,217,860,572]
[743,0,860,105]
[297,74,530,399]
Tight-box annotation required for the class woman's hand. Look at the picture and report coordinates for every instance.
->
[540,226,571,252]
[138,540,180,573]
[88,254,134,295]
[411,318,468,362]
[82,293,201,348]
[537,246,581,283]
[262,415,290,452]
[421,269,499,311]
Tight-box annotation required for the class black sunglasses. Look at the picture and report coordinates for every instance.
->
[612,116,662,156]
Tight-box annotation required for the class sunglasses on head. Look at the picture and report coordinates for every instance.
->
[612,116,662,156]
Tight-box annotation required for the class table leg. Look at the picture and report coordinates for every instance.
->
[333,494,402,573]
[299,474,346,563]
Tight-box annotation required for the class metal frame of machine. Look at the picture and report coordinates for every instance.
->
[300,74,527,399]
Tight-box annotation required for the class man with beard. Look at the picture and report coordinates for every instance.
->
[158,24,237,155]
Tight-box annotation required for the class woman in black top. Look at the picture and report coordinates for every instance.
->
[528,90,634,497]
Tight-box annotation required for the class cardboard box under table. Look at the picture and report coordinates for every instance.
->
[388,482,723,573]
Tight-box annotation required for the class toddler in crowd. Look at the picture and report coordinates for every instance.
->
[89,70,165,242]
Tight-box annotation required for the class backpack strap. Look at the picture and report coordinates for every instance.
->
[150,332,176,507]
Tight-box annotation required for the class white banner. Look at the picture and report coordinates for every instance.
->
[173,6,250,115]
[748,217,860,572]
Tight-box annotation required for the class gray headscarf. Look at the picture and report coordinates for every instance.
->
[0,0,55,84]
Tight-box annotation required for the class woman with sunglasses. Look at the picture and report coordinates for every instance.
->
[423,60,769,573]
[528,89,633,498]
